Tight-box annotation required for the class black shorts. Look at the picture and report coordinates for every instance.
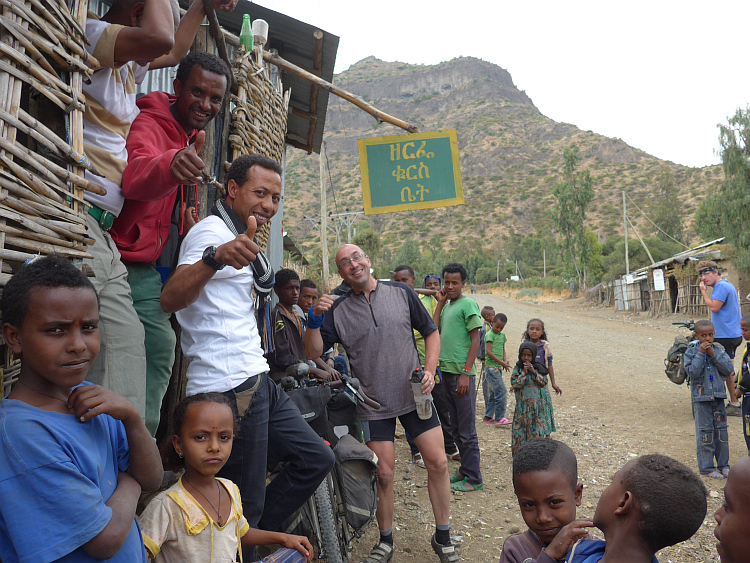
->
[715,337,743,360]
[362,408,440,443]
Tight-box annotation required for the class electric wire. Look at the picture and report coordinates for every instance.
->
[624,192,689,249]
[325,146,340,215]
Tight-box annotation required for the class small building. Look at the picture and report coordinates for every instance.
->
[613,268,650,312]
[646,238,750,317]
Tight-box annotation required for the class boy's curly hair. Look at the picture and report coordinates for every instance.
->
[623,454,707,552]
[300,279,317,292]
[512,438,578,490]
[441,262,467,281]
[274,268,300,289]
[2,255,97,327]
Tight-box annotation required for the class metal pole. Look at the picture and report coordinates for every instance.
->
[320,143,329,289]
[623,191,629,275]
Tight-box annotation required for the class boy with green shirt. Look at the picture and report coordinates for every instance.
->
[484,313,511,425]
[433,263,483,492]
[392,266,460,467]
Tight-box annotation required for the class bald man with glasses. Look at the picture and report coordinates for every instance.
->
[304,244,459,563]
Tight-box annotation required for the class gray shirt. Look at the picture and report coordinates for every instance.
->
[320,281,437,420]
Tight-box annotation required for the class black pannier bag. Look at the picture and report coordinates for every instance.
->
[285,384,332,438]
[333,434,378,534]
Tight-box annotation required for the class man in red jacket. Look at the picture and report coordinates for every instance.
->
[112,52,231,434]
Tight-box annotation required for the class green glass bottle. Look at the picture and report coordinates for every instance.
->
[239,14,253,50]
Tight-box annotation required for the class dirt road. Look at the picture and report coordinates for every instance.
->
[349,293,744,563]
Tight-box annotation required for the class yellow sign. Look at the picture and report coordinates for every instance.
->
[358,130,464,215]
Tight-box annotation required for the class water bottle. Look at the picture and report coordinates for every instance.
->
[239,14,253,51]
[411,367,432,420]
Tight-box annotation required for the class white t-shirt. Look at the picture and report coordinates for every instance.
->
[83,16,149,215]
[176,216,269,395]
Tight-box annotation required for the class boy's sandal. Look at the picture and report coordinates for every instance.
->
[446,448,461,462]
[494,417,511,426]
[412,452,426,469]
[363,541,394,563]
[449,470,465,483]
[431,533,460,563]
[450,478,484,492]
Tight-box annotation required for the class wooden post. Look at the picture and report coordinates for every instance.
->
[320,142,329,289]
[623,191,629,275]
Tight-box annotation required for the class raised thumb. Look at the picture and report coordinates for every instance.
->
[193,130,205,154]
[245,215,257,240]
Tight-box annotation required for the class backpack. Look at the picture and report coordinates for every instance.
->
[476,323,487,362]
[664,336,690,385]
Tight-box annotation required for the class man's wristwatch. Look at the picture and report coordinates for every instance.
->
[202,246,225,271]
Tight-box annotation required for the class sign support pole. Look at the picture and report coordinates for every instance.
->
[320,142,329,289]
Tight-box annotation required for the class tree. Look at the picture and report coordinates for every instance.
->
[552,145,594,289]
[474,267,496,285]
[713,107,750,271]
[650,167,684,243]
[353,224,383,278]
[694,193,724,241]
[584,229,603,283]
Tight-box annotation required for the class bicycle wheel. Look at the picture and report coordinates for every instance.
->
[314,476,347,563]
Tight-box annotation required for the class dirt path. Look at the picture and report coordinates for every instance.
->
[348,294,744,563]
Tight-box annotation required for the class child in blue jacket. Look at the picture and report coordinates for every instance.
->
[684,319,735,479]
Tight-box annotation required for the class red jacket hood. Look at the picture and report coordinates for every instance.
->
[112,91,196,264]
[136,91,182,129]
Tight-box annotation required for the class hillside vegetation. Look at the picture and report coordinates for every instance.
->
[282,56,722,276]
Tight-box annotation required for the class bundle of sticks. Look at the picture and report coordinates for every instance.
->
[0,0,99,286]
[228,47,290,250]
[0,0,99,394]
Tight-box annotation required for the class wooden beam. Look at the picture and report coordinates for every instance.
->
[285,137,312,154]
[201,0,235,92]
[306,29,323,149]
[291,106,317,121]
[263,51,418,134]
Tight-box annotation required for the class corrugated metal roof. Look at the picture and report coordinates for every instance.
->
[647,238,726,269]
[202,0,338,154]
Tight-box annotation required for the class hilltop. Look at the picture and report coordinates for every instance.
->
[282,56,722,255]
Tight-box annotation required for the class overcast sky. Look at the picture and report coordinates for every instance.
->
[257,0,750,169]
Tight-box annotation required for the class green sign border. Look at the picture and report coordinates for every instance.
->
[358,129,464,215]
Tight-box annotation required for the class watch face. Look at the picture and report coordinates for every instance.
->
[203,246,223,270]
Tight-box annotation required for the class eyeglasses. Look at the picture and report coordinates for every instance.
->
[424,274,440,280]
[339,252,366,269]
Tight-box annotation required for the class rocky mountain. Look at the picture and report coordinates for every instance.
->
[281,56,722,256]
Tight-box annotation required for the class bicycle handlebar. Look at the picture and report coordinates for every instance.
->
[339,374,381,410]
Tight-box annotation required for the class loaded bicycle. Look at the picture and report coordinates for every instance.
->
[275,368,380,563]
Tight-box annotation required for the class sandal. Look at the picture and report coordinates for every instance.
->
[445,447,461,462]
[412,452,426,469]
[450,478,484,492]
[431,533,459,563]
[449,470,465,483]
[494,417,511,426]
[363,541,394,563]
